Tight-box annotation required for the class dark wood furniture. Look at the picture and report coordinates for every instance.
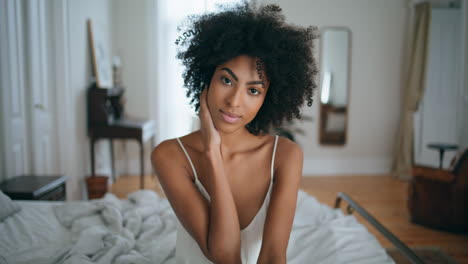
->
[409,148,468,233]
[0,175,67,201]
[87,86,125,126]
[427,143,459,168]
[319,104,347,145]
[87,84,156,189]
[89,119,155,189]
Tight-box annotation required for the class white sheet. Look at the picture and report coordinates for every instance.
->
[0,190,394,264]
[288,191,394,264]
[0,201,73,264]
[50,190,177,264]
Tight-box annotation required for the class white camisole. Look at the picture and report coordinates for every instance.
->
[174,135,279,264]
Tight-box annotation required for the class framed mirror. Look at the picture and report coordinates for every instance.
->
[318,27,351,145]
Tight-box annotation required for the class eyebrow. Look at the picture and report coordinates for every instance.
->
[221,68,238,82]
[220,67,264,87]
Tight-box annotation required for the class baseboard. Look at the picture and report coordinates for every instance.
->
[302,157,392,176]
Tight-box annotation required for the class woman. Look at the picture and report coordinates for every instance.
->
[151,2,317,263]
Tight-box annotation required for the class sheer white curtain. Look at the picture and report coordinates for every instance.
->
[155,0,241,142]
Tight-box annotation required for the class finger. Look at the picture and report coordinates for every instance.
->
[200,88,217,131]
[199,88,207,116]
[199,88,208,113]
[199,88,211,125]
[204,88,211,113]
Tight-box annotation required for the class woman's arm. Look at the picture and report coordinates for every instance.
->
[152,89,241,263]
[203,147,242,263]
[256,138,303,264]
[152,144,241,263]
[199,87,242,262]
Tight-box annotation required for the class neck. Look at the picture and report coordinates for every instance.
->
[218,127,255,154]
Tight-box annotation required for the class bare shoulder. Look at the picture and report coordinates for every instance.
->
[151,138,180,164]
[151,138,189,180]
[151,131,201,162]
[273,136,303,182]
[275,136,303,164]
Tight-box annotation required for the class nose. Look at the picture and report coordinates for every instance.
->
[226,87,242,108]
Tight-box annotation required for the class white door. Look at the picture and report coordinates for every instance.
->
[0,0,59,181]
[24,1,59,174]
[0,0,30,179]
[414,8,462,168]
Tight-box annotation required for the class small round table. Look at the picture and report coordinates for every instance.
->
[427,143,458,168]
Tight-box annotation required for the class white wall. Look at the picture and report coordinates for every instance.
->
[461,0,468,150]
[112,0,153,120]
[0,116,3,181]
[65,0,113,199]
[0,82,3,181]
[111,0,157,176]
[258,0,409,175]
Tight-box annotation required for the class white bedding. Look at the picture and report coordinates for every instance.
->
[0,201,73,264]
[0,190,394,264]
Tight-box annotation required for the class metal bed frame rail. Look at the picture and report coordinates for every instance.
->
[334,192,425,264]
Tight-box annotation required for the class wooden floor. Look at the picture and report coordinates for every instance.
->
[110,175,468,263]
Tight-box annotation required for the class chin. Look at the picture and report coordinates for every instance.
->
[214,120,246,134]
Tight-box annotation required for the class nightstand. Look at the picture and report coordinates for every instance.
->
[0,175,67,201]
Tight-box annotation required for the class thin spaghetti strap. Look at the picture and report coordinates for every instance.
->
[270,135,279,180]
[176,138,199,181]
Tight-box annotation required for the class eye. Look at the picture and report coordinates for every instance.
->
[221,76,232,86]
[248,88,261,95]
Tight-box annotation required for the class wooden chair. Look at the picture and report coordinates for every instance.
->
[408,148,468,233]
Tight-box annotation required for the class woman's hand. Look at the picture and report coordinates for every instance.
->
[200,88,221,151]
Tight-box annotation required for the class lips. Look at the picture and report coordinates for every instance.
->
[220,110,241,124]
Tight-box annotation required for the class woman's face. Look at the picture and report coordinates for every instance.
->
[206,55,269,134]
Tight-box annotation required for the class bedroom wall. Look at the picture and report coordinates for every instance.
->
[65,0,113,199]
[112,0,153,120]
[462,0,468,150]
[0,86,3,181]
[111,0,157,177]
[259,0,409,175]
[0,117,3,182]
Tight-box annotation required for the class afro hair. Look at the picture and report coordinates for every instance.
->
[176,1,318,135]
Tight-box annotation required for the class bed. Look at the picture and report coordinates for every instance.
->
[0,189,417,264]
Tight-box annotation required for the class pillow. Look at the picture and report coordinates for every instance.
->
[0,190,21,222]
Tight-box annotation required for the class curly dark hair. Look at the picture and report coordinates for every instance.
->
[176,1,318,135]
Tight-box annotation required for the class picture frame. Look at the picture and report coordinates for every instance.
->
[87,19,113,88]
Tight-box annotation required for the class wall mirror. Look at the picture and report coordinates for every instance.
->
[319,27,351,146]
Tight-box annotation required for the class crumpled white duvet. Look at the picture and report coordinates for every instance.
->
[1,190,394,264]
[51,190,177,264]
